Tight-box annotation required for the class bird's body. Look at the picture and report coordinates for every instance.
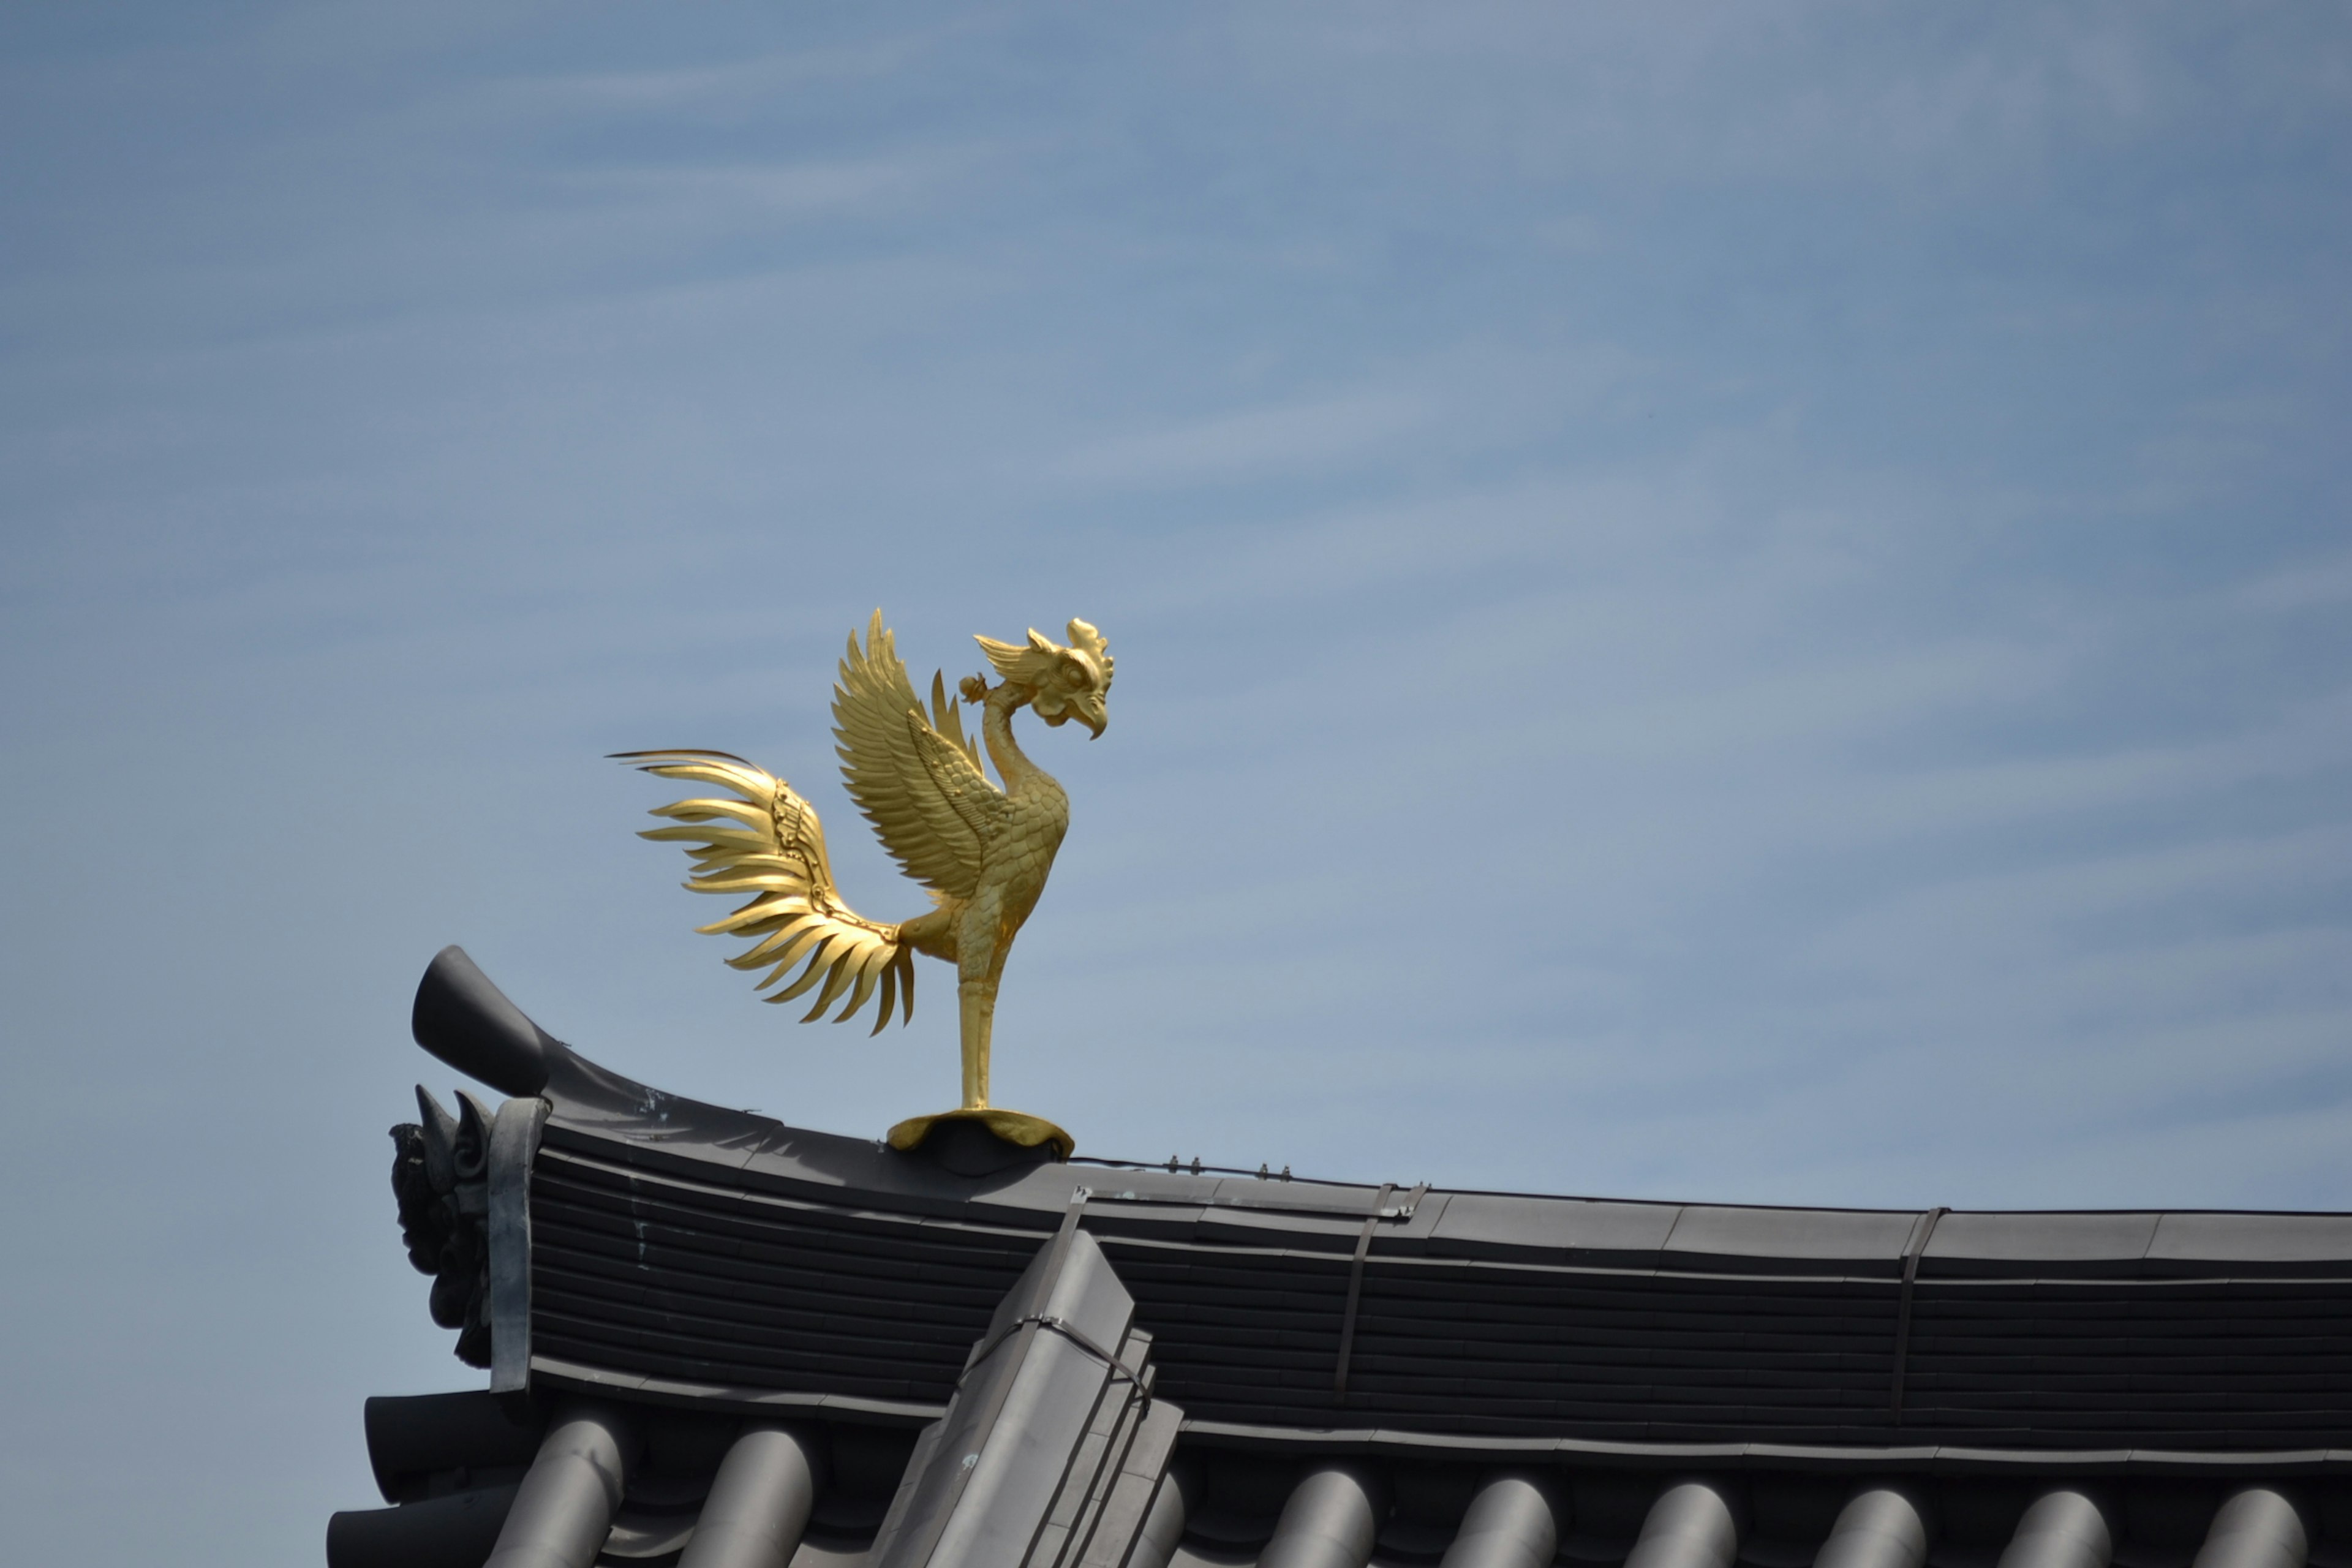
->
[886,675,1075,1107]
[618,611,1111,1112]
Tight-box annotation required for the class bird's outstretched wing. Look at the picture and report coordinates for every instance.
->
[833,609,1006,897]
[613,749,916,1034]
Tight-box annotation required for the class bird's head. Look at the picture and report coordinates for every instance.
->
[973,619,1113,737]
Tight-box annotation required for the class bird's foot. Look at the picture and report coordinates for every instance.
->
[886,1107,1074,1170]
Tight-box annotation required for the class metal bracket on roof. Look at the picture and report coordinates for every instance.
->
[870,1207,1172,1568]
[486,1095,552,1395]
[962,1312,1152,1404]
[1890,1205,1949,1424]
[1080,1173,1429,1224]
[1332,1182,1423,1400]
[955,1185,1155,1395]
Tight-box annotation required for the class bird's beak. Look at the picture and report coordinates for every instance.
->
[1079,696,1107,739]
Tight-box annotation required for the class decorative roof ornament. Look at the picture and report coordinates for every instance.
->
[614,609,1112,1161]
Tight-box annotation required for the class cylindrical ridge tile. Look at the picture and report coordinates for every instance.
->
[1260,1461,1385,1568]
[1815,1486,1933,1568]
[1997,1490,2113,1568]
[677,1425,822,1568]
[483,1401,639,1568]
[1125,1461,1197,1568]
[1625,1480,1746,1568]
[1441,1471,1563,1568]
[2192,1488,2310,1568]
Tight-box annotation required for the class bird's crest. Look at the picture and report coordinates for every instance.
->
[975,620,1113,725]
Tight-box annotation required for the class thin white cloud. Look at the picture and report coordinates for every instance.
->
[1046,390,1435,486]
[2237,551,2352,611]
[559,156,952,219]
[503,21,985,113]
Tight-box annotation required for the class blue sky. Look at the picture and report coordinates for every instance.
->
[3,4,2349,1560]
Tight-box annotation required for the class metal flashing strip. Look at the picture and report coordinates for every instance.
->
[1084,1180,1429,1224]
[1889,1206,1949,1424]
[528,1357,948,1425]
[486,1096,551,1394]
[952,1185,1093,1382]
[1174,1418,2352,1475]
[962,1313,1151,1403]
[985,1186,1152,1403]
[1333,1182,1427,1400]
[1333,1184,1393,1401]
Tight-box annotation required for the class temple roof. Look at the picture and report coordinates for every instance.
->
[327,947,2352,1567]
[398,936,2352,1466]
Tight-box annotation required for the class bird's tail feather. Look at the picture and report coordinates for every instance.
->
[612,749,916,1033]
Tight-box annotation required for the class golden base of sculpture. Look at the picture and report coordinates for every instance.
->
[888,1107,1074,1163]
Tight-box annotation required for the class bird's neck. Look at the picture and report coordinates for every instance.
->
[983,685,1053,796]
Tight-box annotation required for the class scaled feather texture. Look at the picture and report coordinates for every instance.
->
[614,747,916,1035]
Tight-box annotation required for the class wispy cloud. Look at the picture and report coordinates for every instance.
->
[504,21,986,114]
[557,155,957,219]
[2238,551,2352,611]
[1046,390,1434,486]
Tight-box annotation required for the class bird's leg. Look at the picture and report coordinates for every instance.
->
[957,978,992,1109]
[976,982,992,1107]
[954,899,1005,1110]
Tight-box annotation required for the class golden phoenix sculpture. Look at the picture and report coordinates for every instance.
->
[617,610,1110,1158]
